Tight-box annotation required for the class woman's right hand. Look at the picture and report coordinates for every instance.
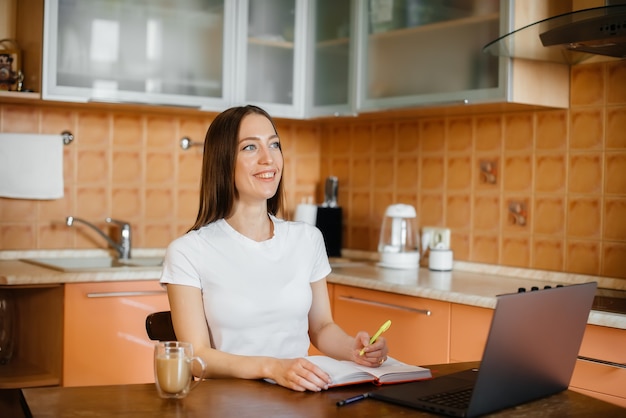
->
[270,358,331,392]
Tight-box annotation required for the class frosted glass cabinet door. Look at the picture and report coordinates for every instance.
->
[357,0,502,110]
[43,0,231,109]
[307,0,353,117]
[237,0,306,118]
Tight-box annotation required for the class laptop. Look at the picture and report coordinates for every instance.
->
[369,281,597,417]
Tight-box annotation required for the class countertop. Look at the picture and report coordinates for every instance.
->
[0,249,166,284]
[1,249,624,330]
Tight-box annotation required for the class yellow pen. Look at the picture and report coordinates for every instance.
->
[359,319,391,356]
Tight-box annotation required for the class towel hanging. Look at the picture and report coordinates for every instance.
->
[0,133,65,199]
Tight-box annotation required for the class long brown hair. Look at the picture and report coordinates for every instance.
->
[189,105,284,231]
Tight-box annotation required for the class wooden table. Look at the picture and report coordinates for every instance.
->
[20,362,625,417]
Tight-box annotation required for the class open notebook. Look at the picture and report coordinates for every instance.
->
[370,282,597,417]
[307,356,431,387]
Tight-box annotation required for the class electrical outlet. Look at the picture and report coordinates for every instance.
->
[421,227,451,250]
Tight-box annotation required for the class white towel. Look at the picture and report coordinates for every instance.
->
[0,133,64,199]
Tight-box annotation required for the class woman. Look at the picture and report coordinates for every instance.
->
[161,105,388,392]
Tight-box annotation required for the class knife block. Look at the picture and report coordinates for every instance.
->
[316,207,342,258]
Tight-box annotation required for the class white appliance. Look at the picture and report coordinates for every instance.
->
[378,204,420,269]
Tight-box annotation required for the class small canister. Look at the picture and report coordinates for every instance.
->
[429,248,453,271]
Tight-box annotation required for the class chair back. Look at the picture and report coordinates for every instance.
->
[146,311,176,341]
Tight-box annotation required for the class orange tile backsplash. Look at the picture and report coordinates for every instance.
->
[473,195,500,233]
[503,155,533,193]
[504,113,534,152]
[535,110,567,151]
[532,238,564,272]
[535,154,566,193]
[1,61,625,280]
[567,197,601,239]
[570,108,604,150]
[568,153,603,194]
[570,63,605,107]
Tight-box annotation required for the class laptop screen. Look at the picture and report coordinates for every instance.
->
[370,282,597,418]
[467,282,597,416]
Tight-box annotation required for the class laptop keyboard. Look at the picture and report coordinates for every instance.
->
[419,387,473,410]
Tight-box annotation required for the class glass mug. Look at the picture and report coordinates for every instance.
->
[154,341,206,399]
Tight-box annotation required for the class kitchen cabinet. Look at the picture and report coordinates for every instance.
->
[234,0,305,118]
[63,280,169,387]
[453,304,626,408]
[304,0,354,117]
[332,284,450,365]
[450,304,626,407]
[17,0,570,117]
[449,303,493,363]
[42,0,235,110]
[233,0,356,118]
[0,285,63,389]
[355,0,570,112]
[41,0,315,117]
[236,0,355,118]
[570,325,626,408]
[1,0,42,95]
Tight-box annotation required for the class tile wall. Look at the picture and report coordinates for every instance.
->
[318,60,626,279]
[0,106,320,252]
[0,60,625,280]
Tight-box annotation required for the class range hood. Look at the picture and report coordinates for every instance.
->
[483,4,626,65]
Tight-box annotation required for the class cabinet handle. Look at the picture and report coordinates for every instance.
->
[577,356,626,369]
[86,290,167,298]
[338,296,431,316]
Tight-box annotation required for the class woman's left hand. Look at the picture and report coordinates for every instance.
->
[351,331,389,368]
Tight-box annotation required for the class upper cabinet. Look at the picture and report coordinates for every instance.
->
[235,0,354,118]
[305,0,354,117]
[42,0,314,117]
[234,0,305,118]
[42,0,236,110]
[356,0,502,111]
[355,0,569,112]
[36,0,569,118]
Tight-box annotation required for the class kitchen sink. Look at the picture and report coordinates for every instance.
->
[20,256,163,272]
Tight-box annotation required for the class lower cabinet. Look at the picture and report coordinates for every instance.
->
[0,285,64,389]
[453,303,626,408]
[570,325,626,408]
[332,284,450,365]
[330,284,626,408]
[63,281,170,387]
[449,303,493,363]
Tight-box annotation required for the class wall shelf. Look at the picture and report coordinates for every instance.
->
[0,285,63,389]
[0,91,40,100]
[248,36,294,49]
[369,12,499,41]
[0,358,60,389]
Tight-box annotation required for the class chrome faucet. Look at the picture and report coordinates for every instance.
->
[66,217,132,260]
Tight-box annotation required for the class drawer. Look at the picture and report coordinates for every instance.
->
[333,285,450,365]
[569,324,626,407]
[570,359,626,407]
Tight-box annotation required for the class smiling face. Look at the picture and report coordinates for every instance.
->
[234,113,284,205]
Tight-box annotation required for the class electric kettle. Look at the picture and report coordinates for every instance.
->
[378,204,420,269]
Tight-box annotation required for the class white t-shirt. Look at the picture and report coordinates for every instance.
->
[160,215,331,359]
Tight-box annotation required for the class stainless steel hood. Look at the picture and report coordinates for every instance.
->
[483,4,626,65]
